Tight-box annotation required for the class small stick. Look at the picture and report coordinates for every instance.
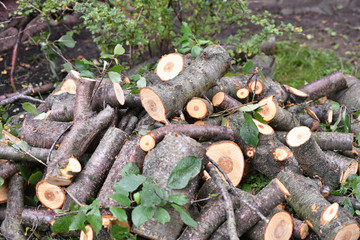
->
[47,123,73,165]
[206,164,239,240]
[9,27,22,91]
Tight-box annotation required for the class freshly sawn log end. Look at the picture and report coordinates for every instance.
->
[36,181,65,209]
[333,222,360,240]
[155,53,184,81]
[139,133,156,152]
[258,95,276,122]
[237,88,249,99]
[212,91,225,107]
[264,211,293,240]
[140,87,168,124]
[186,97,213,119]
[46,157,82,186]
[321,202,339,225]
[249,80,264,95]
[272,147,293,162]
[286,126,311,148]
[0,180,8,204]
[206,141,244,187]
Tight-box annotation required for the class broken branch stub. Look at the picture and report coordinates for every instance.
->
[140,45,231,123]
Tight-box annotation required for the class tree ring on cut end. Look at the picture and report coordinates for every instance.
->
[140,87,167,124]
[36,181,65,209]
[155,53,184,81]
[286,126,312,147]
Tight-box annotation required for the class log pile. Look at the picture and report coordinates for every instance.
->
[1,44,360,240]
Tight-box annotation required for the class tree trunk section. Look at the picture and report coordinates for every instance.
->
[140,45,230,123]
[1,174,25,240]
[277,168,360,240]
[132,133,205,240]
[63,127,128,209]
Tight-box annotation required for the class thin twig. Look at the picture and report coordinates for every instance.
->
[47,44,76,69]
[207,157,268,222]
[89,58,114,105]
[6,137,47,167]
[206,164,239,240]
[64,188,83,207]
[47,123,73,165]
[9,27,22,90]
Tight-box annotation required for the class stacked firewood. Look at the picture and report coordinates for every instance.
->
[0,45,360,240]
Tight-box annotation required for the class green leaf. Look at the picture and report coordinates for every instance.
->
[140,183,167,207]
[154,207,170,224]
[243,60,253,74]
[18,164,30,181]
[356,210,360,216]
[330,101,340,110]
[28,171,43,185]
[111,224,132,240]
[63,62,73,72]
[137,77,146,88]
[0,177,4,190]
[197,39,210,45]
[221,117,227,127]
[181,22,193,36]
[12,140,30,152]
[238,103,259,112]
[169,194,188,205]
[52,214,75,233]
[121,162,140,176]
[258,69,266,82]
[134,192,141,205]
[131,205,153,227]
[191,46,203,58]
[86,215,102,233]
[108,71,121,83]
[33,112,47,120]
[114,44,125,55]
[178,48,191,54]
[171,204,197,227]
[253,111,267,124]
[22,102,40,115]
[58,34,76,48]
[342,198,354,216]
[240,113,259,148]
[110,207,128,222]
[109,65,124,74]
[108,193,131,207]
[80,70,95,78]
[167,156,202,189]
[114,174,146,192]
[101,53,114,59]
[240,183,252,192]
[69,211,86,232]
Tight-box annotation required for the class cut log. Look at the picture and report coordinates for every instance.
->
[155,53,184,81]
[248,77,289,104]
[251,127,300,179]
[0,161,20,179]
[20,118,72,149]
[275,131,354,151]
[210,178,290,239]
[212,91,242,110]
[286,126,355,190]
[292,217,309,240]
[257,95,300,131]
[0,145,50,163]
[1,174,25,240]
[206,141,244,187]
[247,208,293,240]
[204,75,250,100]
[132,133,205,240]
[236,88,250,101]
[283,84,309,103]
[324,151,358,183]
[299,71,347,101]
[139,124,234,152]
[36,180,66,209]
[140,45,230,123]
[186,97,214,119]
[45,77,115,186]
[328,75,360,111]
[63,127,128,209]
[277,168,360,240]
[98,136,146,208]
[80,225,94,240]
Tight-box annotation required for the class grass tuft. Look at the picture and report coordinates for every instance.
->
[273,41,359,88]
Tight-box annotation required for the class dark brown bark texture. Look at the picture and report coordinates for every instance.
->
[20,118,72,149]
[98,136,146,208]
[0,145,51,163]
[0,161,20,179]
[1,174,25,240]
[210,178,287,239]
[299,71,347,101]
[132,133,205,240]
[63,127,128,209]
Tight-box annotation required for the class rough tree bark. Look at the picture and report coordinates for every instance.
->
[132,133,205,240]
[140,45,230,124]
